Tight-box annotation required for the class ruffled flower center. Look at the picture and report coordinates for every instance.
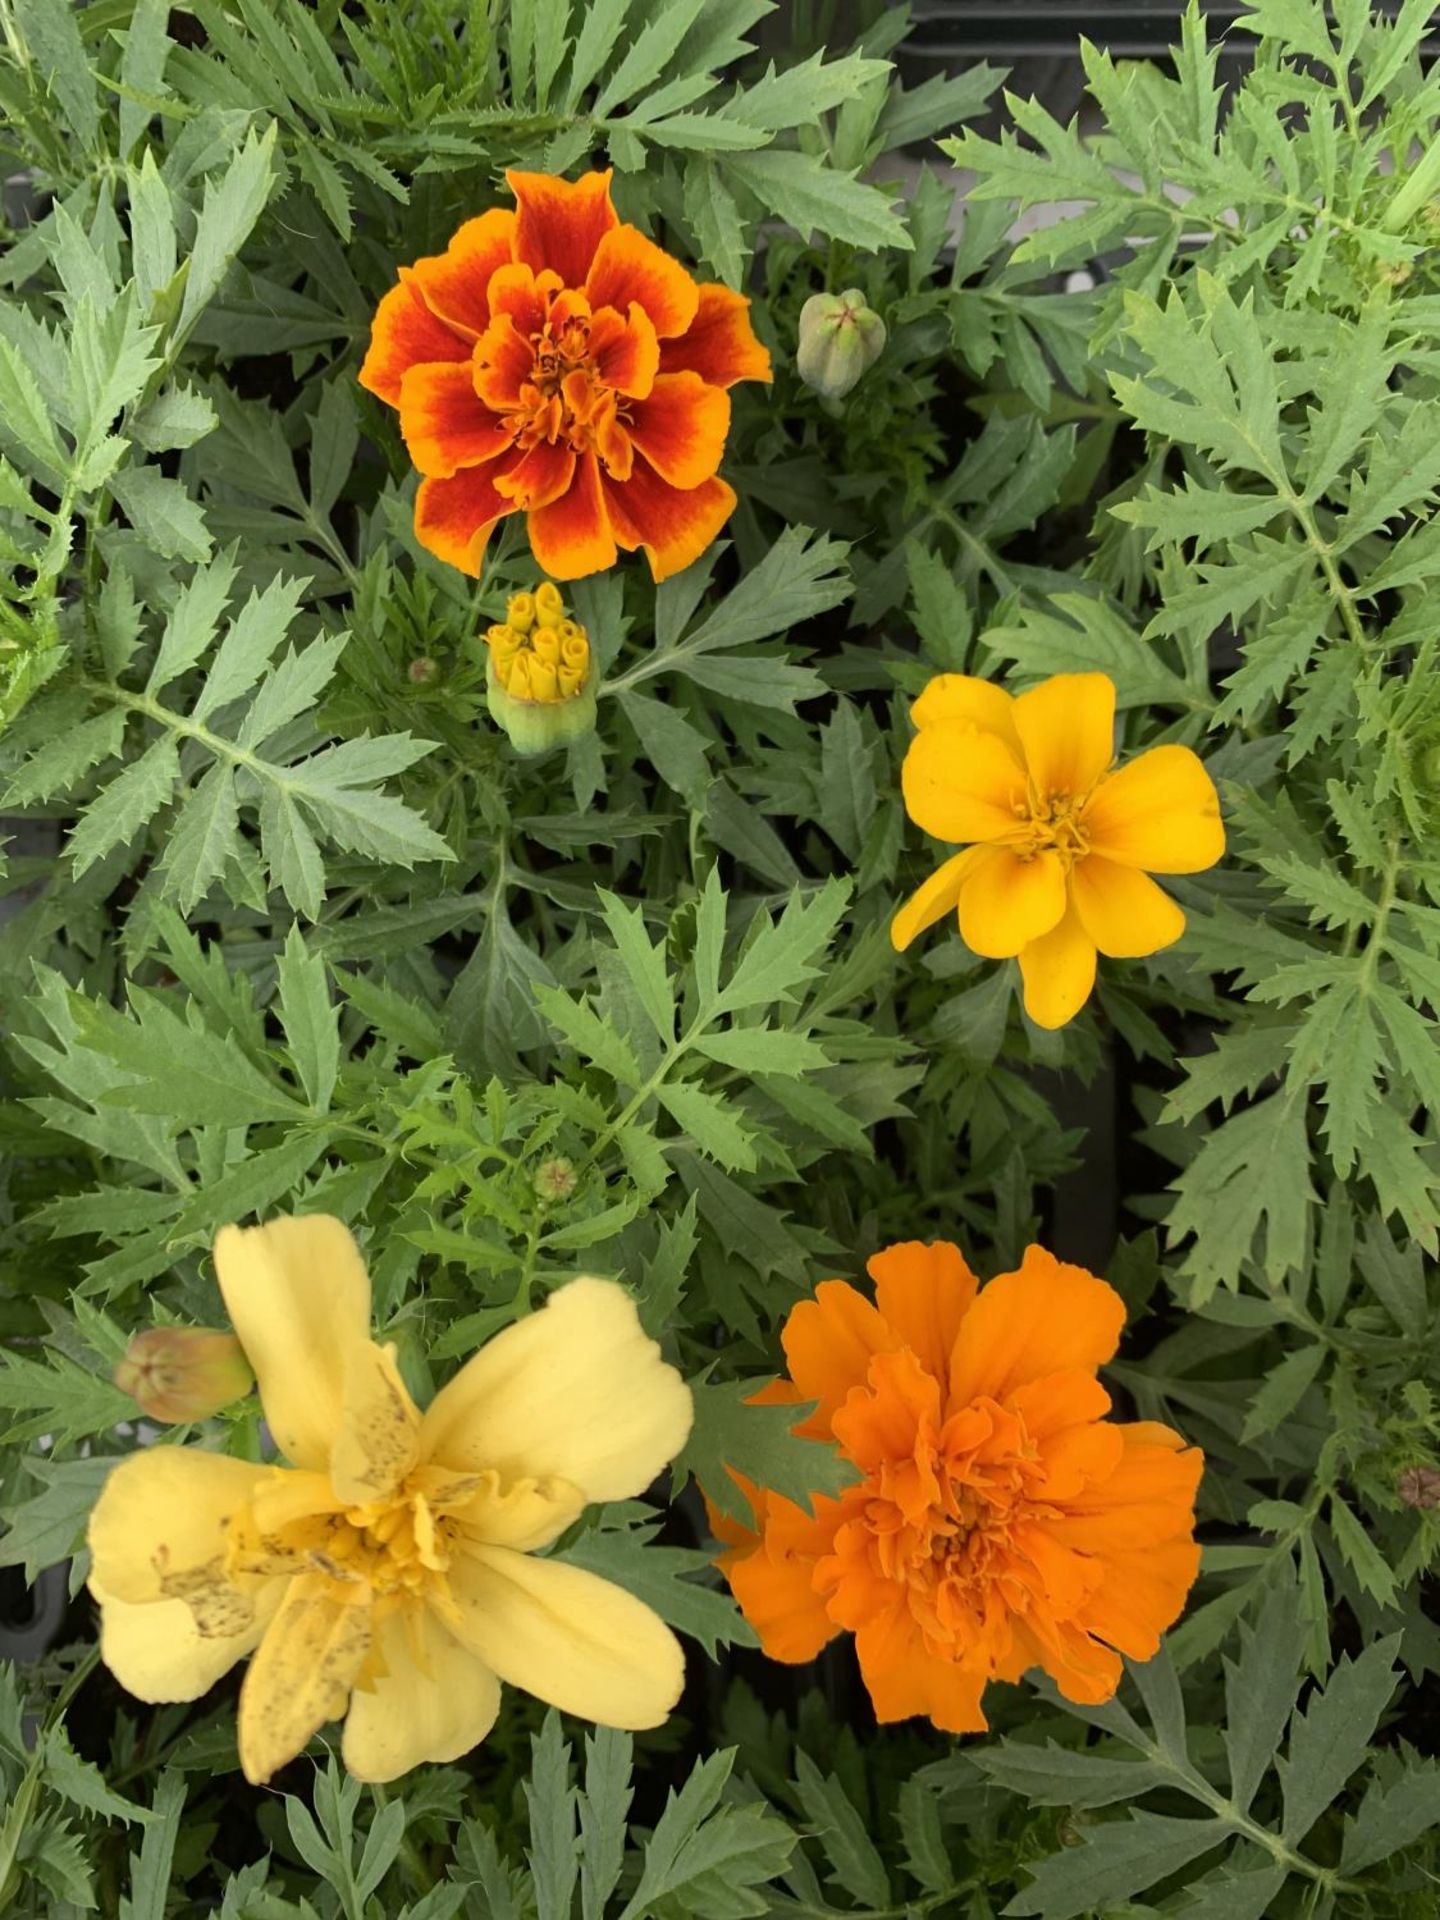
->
[1011,783,1094,865]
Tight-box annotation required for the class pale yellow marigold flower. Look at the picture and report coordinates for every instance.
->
[87,1216,693,1786]
[891,671,1224,1029]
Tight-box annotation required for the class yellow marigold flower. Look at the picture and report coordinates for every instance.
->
[114,1327,253,1424]
[483,578,597,755]
[891,672,1224,1029]
[87,1216,693,1786]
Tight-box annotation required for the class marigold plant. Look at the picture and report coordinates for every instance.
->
[360,169,771,581]
[710,1240,1202,1729]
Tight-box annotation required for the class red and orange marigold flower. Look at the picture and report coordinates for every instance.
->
[359,170,771,583]
[709,1240,1202,1731]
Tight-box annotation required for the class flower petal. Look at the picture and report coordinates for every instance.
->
[585,225,699,339]
[509,168,619,289]
[214,1215,373,1473]
[625,372,730,489]
[590,302,660,398]
[866,1240,979,1386]
[88,1448,273,1604]
[485,261,563,337]
[1045,1422,1203,1555]
[659,283,771,387]
[1017,905,1096,1029]
[419,1276,692,1501]
[1082,744,1225,874]
[341,1607,501,1783]
[948,1245,1126,1409]
[911,674,1021,755]
[358,282,469,409]
[473,312,537,412]
[328,1342,422,1508]
[407,209,518,340]
[957,846,1067,959]
[455,1472,587,1552]
[831,1349,943,1482]
[451,1544,685,1727]
[1013,673,1115,798]
[493,439,577,512]
[712,1480,842,1664]
[1007,1370,1112,1442]
[1074,1537,1202,1661]
[94,1587,279,1702]
[890,848,985,953]
[527,449,618,578]
[853,1593,989,1731]
[414,458,520,575]
[398,363,514,478]
[781,1280,899,1441]
[238,1572,373,1785]
[602,461,735,582]
[900,722,1027,845]
[1070,854,1186,958]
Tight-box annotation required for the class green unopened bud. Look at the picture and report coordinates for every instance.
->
[115,1327,254,1424]
[408,656,439,683]
[796,289,886,400]
[533,1155,578,1203]
[484,579,598,757]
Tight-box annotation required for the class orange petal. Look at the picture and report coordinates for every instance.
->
[473,313,535,412]
[1013,672,1115,798]
[957,846,1067,959]
[1082,744,1225,874]
[721,1483,842,1664]
[1014,1610,1124,1706]
[406,209,518,340]
[948,1245,1126,1409]
[359,281,470,408]
[625,372,730,490]
[1074,1537,1202,1661]
[398,363,515,478]
[590,302,660,398]
[585,225,699,340]
[853,1596,990,1732]
[1031,1417,1125,1503]
[900,722,1027,846]
[911,675,1021,755]
[866,1240,978,1386]
[1044,1423,1203,1556]
[1016,905,1096,1029]
[1007,1369,1112,1441]
[509,168,619,289]
[526,450,617,580]
[414,459,519,575]
[890,848,985,953]
[1070,854,1186,958]
[830,1349,943,1479]
[602,462,735,582]
[781,1280,899,1441]
[485,261,562,337]
[493,439,576,511]
[660,283,772,387]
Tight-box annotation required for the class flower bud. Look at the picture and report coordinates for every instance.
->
[407,657,439,683]
[796,289,886,400]
[114,1327,254,1424]
[1398,1464,1440,1510]
[533,1156,578,1203]
[483,579,598,756]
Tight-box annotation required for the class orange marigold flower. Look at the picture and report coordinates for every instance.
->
[708,1240,1203,1732]
[891,671,1224,1028]
[359,170,772,584]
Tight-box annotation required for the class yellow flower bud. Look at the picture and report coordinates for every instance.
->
[507,591,536,635]
[508,653,534,698]
[531,625,561,663]
[535,581,565,623]
[796,288,887,400]
[114,1327,254,1424]
[528,657,560,701]
[485,579,599,754]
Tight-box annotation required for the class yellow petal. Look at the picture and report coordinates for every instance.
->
[911,674,1021,755]
[890,848,984,953]
[88,1449,270,1608]
[1082,745,1225,874]
[93,1585,281,1703]
[1013,673,1115,799]
[957,846,1067,959]
[214,1215,373,1472]
[1070,855,1186,958]
[900,722,1027,845]
[450,1544,684,1728]
[341,1606,501,1783]
[1017,907,1097,1029]
[419,1278,692,1502]
[456,1470,587,1552]
[237,1572,373,1785]
[328,1342,422,1507]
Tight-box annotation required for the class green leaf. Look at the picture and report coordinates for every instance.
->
[691,1026,828,1076]
[794,1753,890,1910]
[43,1727,154,1825]
[724,149,911,251]
[1004,1812,1224,1920]
[1222,1574,1303,1815]
[656,1079,757,1173]
[618,1749,793,1920]
[559,1511,758,1659]
[109,466,212,562]
[1342,1757,1440,1873]
[276,925,340,1113]
[970,1743,1166,1810]
[1279,1636,1400,1843]
[178,123,280,338]
[118,1773,186,1920]
[1239,1342,1324,1443]
[677,1376,858,1521]
[596,890,675,1041]
[534,986,643,1089]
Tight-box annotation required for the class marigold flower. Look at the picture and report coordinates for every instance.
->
[88,1216,693,1785]
[359,170,771,583]
[114,1327,254,1425]
[708,1239,1202,1731]
[891,671,1224,1028]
